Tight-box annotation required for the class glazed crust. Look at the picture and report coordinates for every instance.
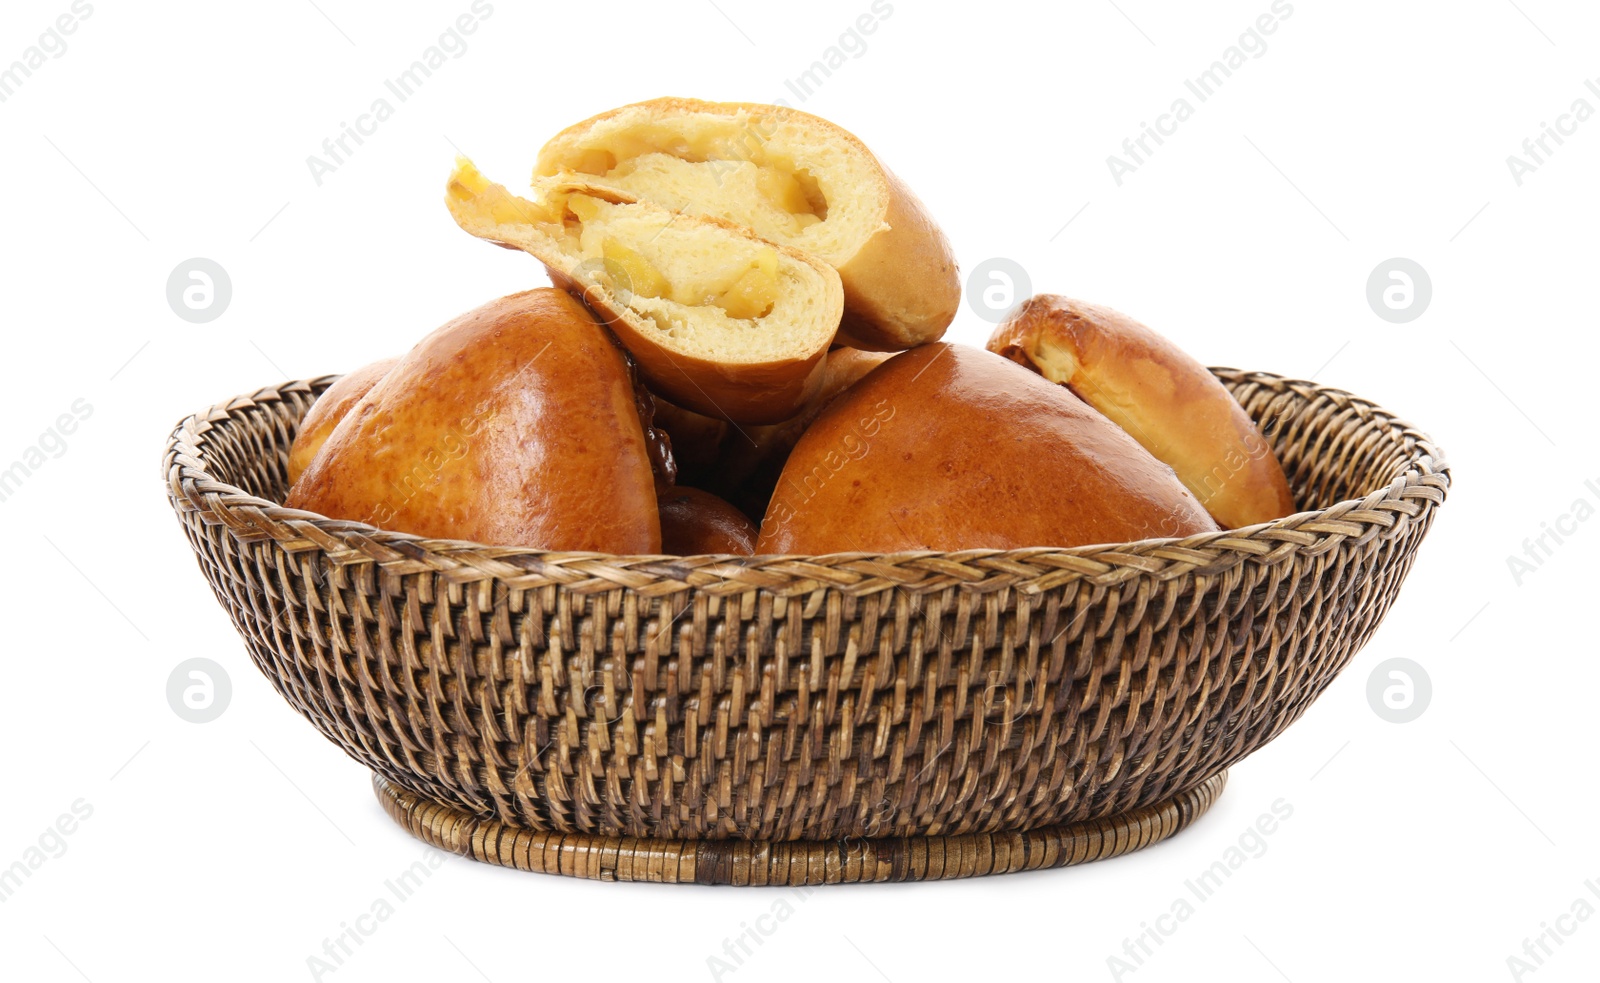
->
[658,486,757,555]
[285,289,661,552]
[756,344,1219,554]
[832,167,960,352]
[987,296,1296,529]
[537,97,959,350]
[286,357,396,484]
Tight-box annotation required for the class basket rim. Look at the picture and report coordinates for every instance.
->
[162,367,1450,594]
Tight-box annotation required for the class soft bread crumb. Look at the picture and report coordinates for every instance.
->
[536,103,888,266]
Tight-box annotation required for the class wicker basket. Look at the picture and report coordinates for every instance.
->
[164,369,1448,884]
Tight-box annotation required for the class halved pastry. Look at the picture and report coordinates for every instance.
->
[534,98,959,351]
[445,158,844,424]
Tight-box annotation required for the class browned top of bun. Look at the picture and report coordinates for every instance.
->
[658,486,756,556]
[287,357,397,485]
[757,344,1219,554]
[988,296,1295,529]
[286,289,660,552]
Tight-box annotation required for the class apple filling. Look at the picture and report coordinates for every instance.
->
[441,160,790,342]
[563,194,781,321]
[597,153,826,242]
[544,121,838,248]
[1025,335,1080,386]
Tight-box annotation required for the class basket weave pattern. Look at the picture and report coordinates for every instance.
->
[165,370,1447,846]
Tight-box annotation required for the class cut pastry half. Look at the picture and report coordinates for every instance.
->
[445,158,844,424]
[534,98,959,351]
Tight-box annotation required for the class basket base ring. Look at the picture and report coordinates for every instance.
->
[372,770,1227,885]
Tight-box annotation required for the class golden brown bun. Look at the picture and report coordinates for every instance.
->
[287,358,397,485]
[535,98,959,351]
[756,344,1219,554]
[662,347,891,519]
[658,486,757,555]
[445,159,843,424]
[285,289,661,552]
[988,296,1295,529]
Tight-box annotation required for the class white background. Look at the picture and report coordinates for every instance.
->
[1,0,1596,980]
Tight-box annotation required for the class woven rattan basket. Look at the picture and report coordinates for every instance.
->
[164,368,1448,885]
